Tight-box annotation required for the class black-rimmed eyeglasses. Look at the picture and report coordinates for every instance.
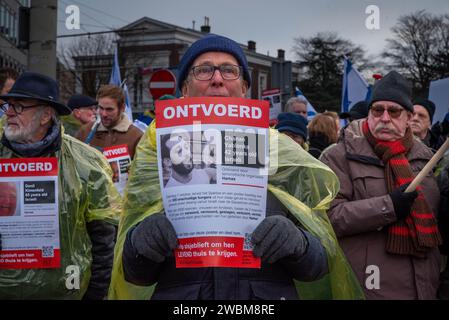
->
[190,64,242,81]
[0,102,42,114]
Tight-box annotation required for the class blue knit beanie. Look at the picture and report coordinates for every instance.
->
[275,112,308,140]
[177,34,251,90]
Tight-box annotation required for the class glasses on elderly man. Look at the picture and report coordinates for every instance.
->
[190,64,242,81]
[370,105,406,119]
[0,102,42,114]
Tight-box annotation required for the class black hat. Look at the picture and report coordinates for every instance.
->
[339,101,369,120]
[67,94,98,111]
[369,71,413,112]
[275,112,308,140]
[0,71,71,115]
[413,99,436,123]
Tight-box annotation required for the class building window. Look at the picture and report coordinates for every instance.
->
[0,2,18,44]
[259,73,268,99]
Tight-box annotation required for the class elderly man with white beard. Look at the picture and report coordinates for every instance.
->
[0,72,121,299]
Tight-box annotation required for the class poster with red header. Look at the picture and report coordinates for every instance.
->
[103,144,131,196]
[0,158,60,269]
[155,97,269,269]
[262,88,282,125]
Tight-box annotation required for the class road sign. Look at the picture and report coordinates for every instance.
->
[148,69,176,100]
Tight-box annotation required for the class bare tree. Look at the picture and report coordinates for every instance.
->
[57,34,117,98]
[383,10,449,98]
[57,33,158,113]
[292,32,368,112]
[433,14,449,80]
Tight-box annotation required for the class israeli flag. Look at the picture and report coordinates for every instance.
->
[132,119,148,133]
[110,47,133,122]
[341,57,371,115]
[295,86,317,121]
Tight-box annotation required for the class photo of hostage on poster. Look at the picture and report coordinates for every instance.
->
[0,181,20,217]
[103,145,132,196]
[0,158,60,269]
[156,97,269,268]
[160,131,217,188]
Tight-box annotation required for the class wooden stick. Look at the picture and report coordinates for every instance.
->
[405,137,449,193]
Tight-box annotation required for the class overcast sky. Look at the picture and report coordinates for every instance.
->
[57,0,449,61]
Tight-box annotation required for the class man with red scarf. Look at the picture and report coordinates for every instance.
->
[320,71,442,299]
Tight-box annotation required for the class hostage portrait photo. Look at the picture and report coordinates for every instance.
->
[160,132,217,188]
[0,181,20,217]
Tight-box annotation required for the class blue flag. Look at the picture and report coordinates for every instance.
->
[295,86,317,121]
[110,47,133,122]
[341,58,371,116]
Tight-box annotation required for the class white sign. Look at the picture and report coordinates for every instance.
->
[0,158,60,269]
[155,97,269,268]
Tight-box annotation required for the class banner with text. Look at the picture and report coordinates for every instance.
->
[156,97,269,268]
[0,158,60,269]
[103,144,131,196]
[262,88,282,124]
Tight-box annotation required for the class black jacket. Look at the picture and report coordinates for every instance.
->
[83,221,117,300]
[308,134,332,159]
[122,192,328,300]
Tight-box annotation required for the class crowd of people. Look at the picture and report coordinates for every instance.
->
[0,32,449,300]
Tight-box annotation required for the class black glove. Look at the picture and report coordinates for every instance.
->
[389,183,418,220]
[131,213,178,263]
[438,267,449,300]
[251,215,308,264]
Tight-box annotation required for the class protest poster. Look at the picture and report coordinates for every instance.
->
[103,145,132,195]
[0,158,60,269]
[155,97,269,269]
[262,88,282,124]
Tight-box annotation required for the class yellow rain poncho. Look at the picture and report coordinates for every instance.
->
[109,121,364,300]
[0,130,122,299]
[60,114,83,137]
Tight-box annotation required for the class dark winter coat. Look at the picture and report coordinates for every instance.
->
[122,192,329,300]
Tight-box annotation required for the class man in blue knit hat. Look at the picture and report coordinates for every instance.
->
[176,33,251,98]
[120,34,329,300]
[275,112,308,148]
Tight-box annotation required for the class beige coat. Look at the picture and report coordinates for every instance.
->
[77,114,143,159]
[320,120,442,299]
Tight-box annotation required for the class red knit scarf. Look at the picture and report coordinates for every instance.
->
[362,120,442,257]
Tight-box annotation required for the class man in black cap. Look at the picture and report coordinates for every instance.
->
[62,94,98,137]
[339,100,369,123]
[321,71,442,299]
[411,99,446,152]
[0,71,121,299]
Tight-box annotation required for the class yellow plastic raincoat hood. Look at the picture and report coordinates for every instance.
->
[0,129,121,299]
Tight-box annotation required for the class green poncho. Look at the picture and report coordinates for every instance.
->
[109,121,364,300]
[0,130,122,299]
[60,114,83,137]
